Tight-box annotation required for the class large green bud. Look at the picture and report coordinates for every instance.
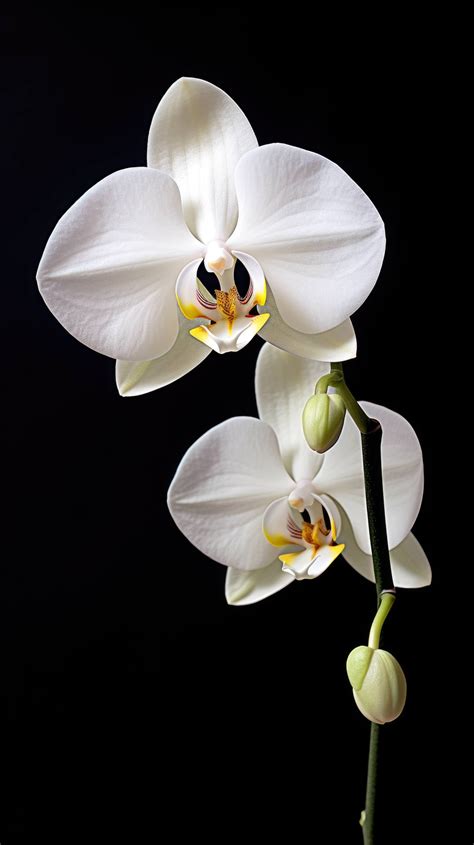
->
[346,646,407,725]
[302,392,346,453]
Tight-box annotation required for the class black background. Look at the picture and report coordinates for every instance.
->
[1,9,451,843]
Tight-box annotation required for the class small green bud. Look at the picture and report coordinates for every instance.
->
[346,647,407,725]
[302,392,346,453]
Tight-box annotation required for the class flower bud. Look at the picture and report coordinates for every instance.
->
[302,393,346,453]
[346,646,407,725]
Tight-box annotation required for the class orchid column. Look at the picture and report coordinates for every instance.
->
[36,77,429,842]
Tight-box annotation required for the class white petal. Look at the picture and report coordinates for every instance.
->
[189,313,269,354]
[167,417,294,571]
[147,78,258,244]
[37,168,202,361]
[257,284,356,362]
[228,144,385,333]
[340,508,431,588]
[316,402,424,554]
[388,533,431,588]
[116,316,211,397]
[225,561,294,606]
[255,343,328,480]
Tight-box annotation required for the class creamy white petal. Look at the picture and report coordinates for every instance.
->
[225,561,294,605]
[255,343,328,481]
[315,402,424,554]
[116,316,211,397]
[257,285,356,362]
[340,507,431,588]
[147,77,258,244]
[228,143,385,333]
[37,168,202,361]
[167,417,294,571]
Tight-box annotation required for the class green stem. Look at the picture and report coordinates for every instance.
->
[360,415,395,845]
[360,423,394,600]
[362,591,396,842]
[327,363,396,844]
[368,592,395,650]
[361,724,379,844]
[316,364,372,434]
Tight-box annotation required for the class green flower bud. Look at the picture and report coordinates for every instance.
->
[346,646,407,725]
[302,392,346,453]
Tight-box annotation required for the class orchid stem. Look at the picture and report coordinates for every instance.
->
[317,363,372,434]
[328,362,396,844]
[361,723,379,842]
[368,592,395,650]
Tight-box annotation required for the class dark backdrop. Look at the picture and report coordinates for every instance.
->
[1,10,449,843]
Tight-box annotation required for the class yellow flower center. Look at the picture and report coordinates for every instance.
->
[215,285,238,319]
[301,518,330,550]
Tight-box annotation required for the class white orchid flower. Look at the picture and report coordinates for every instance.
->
[168,344,431,606]
[37,78,386,396]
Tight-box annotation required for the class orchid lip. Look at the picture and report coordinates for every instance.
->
[262,492,345,581]
[263,494,340,551]
[278,507,345,580]
[175,250,270,355]
[176,256,263,324]
[189,312,270,354]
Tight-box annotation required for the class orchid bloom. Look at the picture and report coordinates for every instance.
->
[37,78,385,396]
[168,344,431,606]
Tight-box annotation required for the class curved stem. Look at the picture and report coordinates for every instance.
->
[316,364,372,434]
[327,362,396,844]
[368,592,396,650]
[337,381,371,435]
